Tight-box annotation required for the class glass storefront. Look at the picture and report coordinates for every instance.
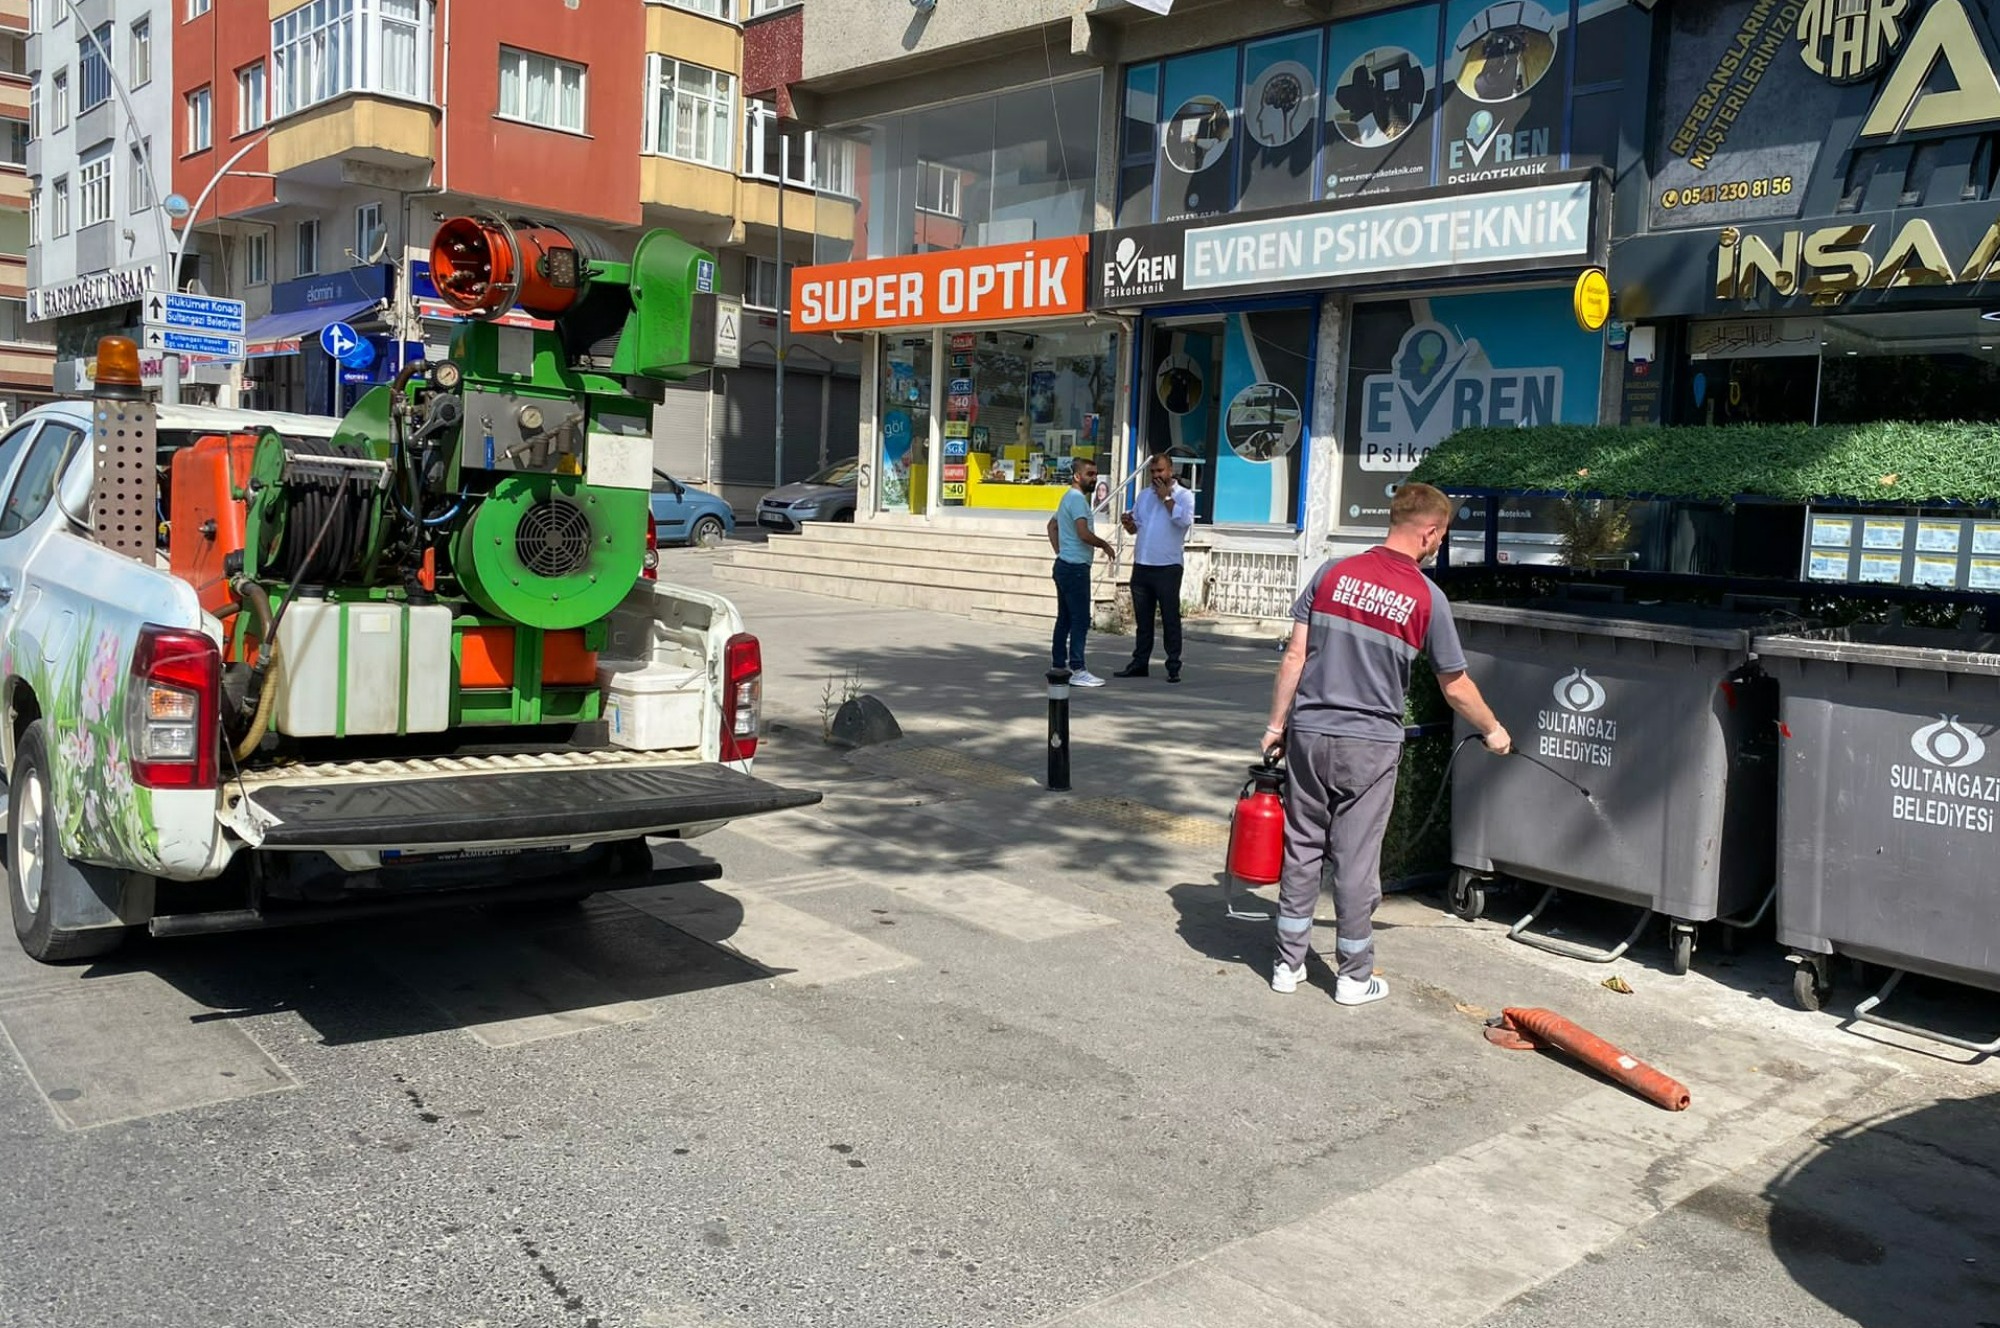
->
[859,76,1101,259]
[875,320,1118,515]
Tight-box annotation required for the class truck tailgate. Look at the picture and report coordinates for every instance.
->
[228,752,819,850]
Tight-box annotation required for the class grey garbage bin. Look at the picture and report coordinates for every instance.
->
[1449,600,1780,973]
[1758,625,2000,1051]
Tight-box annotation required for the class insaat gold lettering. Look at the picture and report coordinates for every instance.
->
[1715,217,2000,303]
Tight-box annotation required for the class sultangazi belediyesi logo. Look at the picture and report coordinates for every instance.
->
[1911,715,1987,769]
[1553,667,1606,714]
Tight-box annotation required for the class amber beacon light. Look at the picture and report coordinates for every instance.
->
[93,335,145,401]
[429,216,584,321]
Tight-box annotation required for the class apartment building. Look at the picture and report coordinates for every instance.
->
[14,0,126,412]
[167,0,855,505]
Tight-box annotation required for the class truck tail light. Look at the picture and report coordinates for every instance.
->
[643,513,660,580]
[129,626,221,789]
[720,632,761,762]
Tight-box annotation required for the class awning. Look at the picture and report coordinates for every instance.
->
[240,299,386,357]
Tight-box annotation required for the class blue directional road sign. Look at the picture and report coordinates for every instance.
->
[319,321,362,361]
[143,291,246,336]
[142,326,245,358]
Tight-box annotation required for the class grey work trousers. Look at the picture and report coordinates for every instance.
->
[1274,731,1403,981]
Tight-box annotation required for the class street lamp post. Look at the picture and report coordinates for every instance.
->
[157,133,271,405]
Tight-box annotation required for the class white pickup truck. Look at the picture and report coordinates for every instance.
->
[0,395,813,962]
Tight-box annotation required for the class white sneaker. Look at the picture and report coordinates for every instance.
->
[1271,962,1305,994]
[1335,974,1390,1006]
[1070,670,1106,687]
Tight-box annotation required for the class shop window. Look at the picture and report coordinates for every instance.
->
[1117,64,1158,227]
[1144,310,1312,528]
[860,74,1098,258]
[876,324,1118,516]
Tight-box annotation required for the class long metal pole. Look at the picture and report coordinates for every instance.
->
[774,138,787,490]
[157,133,271,405]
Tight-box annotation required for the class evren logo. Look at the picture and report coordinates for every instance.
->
[1911,715,1987,768]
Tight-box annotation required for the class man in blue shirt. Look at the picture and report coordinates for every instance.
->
[1116,452,1196,683]
[1045,458,1115,687]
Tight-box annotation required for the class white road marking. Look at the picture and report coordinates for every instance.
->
[880,869,1118,942]
[1036,1035,1875,1328]
[619,879,919,986]
[369,936,658,1049]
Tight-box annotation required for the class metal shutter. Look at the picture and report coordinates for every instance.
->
[652,374,714,483]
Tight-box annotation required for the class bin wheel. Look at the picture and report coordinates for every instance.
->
[1668,924,1695,976]
[1792,962,1830,1013]
[1447,870,1487,922]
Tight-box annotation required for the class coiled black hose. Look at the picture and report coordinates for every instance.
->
[266,437,372,584]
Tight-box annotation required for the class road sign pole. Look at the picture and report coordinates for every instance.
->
[161,348,181,406]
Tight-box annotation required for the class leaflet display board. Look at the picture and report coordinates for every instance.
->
[1801,510,2000,592]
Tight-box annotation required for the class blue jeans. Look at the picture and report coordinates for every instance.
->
[1051,558,1092,671]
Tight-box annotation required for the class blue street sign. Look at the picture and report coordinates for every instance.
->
[143,291,246,336]
[145,327,244,358]
[339,335,376,371]
[696,259,716,294]
[319,321,361,360]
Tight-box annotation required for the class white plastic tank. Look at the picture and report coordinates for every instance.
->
[274,600,453,737]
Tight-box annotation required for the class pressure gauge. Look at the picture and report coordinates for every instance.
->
[518,403,546,434]
[430,360,462,391]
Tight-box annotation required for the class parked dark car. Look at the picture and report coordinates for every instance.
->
[757,458,859,532]
[651,470,737,547]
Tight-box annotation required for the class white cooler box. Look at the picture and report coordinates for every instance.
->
[597,661,706,751]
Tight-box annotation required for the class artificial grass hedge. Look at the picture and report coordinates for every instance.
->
[1409,422,2000,505]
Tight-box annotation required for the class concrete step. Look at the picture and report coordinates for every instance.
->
[717,560,1077,628]
[728,535,1060,574]
[767,521,1099,556]
[719,550,1113,600]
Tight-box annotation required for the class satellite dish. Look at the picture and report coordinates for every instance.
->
[364,231,390,265]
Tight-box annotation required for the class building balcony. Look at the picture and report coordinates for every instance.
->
[266,93,439,188]
[0,0,27,32]
[0,75,27,121]
[0,166,27,211]
[0,252,26,300]
[736,177,855,246]
[645,4,741,74]
[639,154,740,243]
[0,342,55,393]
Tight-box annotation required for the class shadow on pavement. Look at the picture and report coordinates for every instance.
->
[116,859,762,1047]
[1744,1093,2000,1324]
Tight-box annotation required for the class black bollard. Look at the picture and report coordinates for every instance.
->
[1046,669,1072,792]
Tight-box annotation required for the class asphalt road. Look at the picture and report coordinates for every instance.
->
[0,548,1991,1328]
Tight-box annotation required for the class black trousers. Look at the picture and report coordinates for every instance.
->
[1128,563,1185,673]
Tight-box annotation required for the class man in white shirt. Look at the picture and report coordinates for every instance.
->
[1116,452,1197,683]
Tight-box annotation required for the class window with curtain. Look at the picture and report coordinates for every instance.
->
[78,23,112,113]
[644,55,733,169]
[498,46,585,134]
[664,0,731,18]
[272,0,433,119]
[245,230,269,286]
[238,62,267,133]
[187,86,212,152]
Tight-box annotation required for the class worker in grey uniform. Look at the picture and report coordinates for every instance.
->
[1259,482,1511,1005]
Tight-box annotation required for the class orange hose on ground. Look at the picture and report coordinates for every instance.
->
[1485,1007,1692,1112]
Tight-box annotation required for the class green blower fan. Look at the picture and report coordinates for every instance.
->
[453,473,648,630]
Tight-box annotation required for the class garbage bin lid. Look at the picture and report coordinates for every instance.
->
[1754,625,2000,676]
[1451,599,1759,652]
